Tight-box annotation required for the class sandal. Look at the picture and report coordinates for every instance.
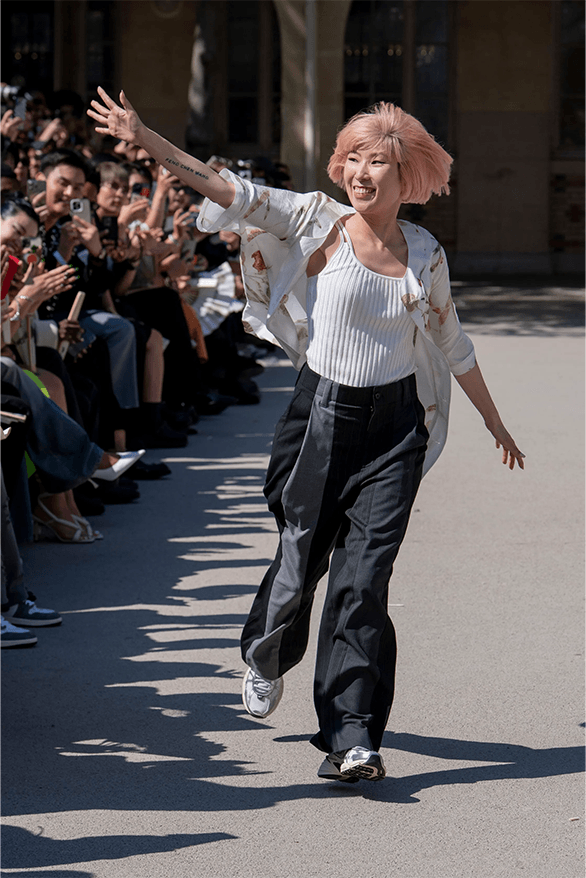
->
[32,499,95,544]
[72,514,103,541]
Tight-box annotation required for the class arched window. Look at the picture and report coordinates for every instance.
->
[344,0,450,146]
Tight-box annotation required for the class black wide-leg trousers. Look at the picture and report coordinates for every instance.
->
[241,364,428,754]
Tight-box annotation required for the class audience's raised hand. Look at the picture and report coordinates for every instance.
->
[70,215,102,257]
[36,116,68,147]
[172,208,194,245]
[58,318,84,344]
[15,264,78,314]
[118,198,149,229]
[30,191,49,225]
[0,109,22,141]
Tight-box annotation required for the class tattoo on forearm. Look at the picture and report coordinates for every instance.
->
[165,157,209,180]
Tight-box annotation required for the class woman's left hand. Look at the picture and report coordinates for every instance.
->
[488,422,525,470]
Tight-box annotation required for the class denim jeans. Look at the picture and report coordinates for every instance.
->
[78,310,139,409]
[1,358,103,494]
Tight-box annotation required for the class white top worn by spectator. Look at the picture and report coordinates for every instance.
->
[190,262,244,337]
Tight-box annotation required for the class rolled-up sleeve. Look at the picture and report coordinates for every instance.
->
[197,169,337,244]
[428,247,476,376]
[196,169,249,234]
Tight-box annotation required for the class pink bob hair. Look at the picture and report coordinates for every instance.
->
[327,102,453,204]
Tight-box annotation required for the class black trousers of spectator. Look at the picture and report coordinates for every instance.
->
[241,365,428,756]
[69,339,124,449]
[117,288,202,409]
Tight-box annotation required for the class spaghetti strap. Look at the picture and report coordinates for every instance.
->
[335,220,351,245]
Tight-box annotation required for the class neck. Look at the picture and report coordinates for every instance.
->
[347,205,403,248]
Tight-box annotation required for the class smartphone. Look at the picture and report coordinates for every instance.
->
[0,410,27,424]
[27,179,46,199]
[1,254,21,300]
[14,97,27,120]
[70,197,92,224]
[131,183,150,202]
[99,215,119,242]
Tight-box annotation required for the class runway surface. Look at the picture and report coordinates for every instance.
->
[2,277,584,878]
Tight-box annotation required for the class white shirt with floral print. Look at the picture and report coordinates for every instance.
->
[197,169,476,474]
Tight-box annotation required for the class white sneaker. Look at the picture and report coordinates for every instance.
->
[242,667,284,718]
[4,592,62,627]
[340,746,386,781]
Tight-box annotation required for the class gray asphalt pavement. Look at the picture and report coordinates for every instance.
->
[2,277,584,878]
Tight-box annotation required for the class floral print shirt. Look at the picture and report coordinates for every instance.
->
[197,169,476,474]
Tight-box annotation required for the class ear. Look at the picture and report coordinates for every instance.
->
[35,170,46,181]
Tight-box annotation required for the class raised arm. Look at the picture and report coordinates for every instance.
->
[87,88,235,209]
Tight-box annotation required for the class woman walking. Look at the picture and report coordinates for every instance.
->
[89,91,525,783]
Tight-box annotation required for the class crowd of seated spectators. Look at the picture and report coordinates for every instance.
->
[0,85,289,648]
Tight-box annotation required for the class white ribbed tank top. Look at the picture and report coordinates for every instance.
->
[305,223,416,387]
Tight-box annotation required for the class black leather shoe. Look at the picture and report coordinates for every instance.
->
[73,488,105,517]
[94,481,140,504]
[126,459,172,480]
[128,422,188,449]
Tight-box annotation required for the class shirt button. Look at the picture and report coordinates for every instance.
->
[374,392,381,400]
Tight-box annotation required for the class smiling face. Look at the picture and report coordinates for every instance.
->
[0,209,39,257]
[43,163,86,218]
[343,147,403,217]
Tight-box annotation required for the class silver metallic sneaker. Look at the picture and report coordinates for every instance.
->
[242,667,284,718]
[340,746,386,781]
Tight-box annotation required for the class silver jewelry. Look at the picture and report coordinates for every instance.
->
[9,300,21,322]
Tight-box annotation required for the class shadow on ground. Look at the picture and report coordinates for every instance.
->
[452,275,584,336]
[1,305,583,870]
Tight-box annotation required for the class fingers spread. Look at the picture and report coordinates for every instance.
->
[119,90,135,112]
[87,109,106,124]
[97,86,116,108]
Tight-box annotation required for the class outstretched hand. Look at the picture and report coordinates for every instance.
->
[87,87,143,145]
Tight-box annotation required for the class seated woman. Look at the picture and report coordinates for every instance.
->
[1,356,143,542]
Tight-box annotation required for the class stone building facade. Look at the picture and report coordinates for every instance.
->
[2,0,584,273]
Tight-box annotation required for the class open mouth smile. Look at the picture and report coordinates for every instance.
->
[353,186,375,196]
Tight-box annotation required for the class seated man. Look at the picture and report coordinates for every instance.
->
[35,150,141,446]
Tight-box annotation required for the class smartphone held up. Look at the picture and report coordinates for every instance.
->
[70,197,92,224]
